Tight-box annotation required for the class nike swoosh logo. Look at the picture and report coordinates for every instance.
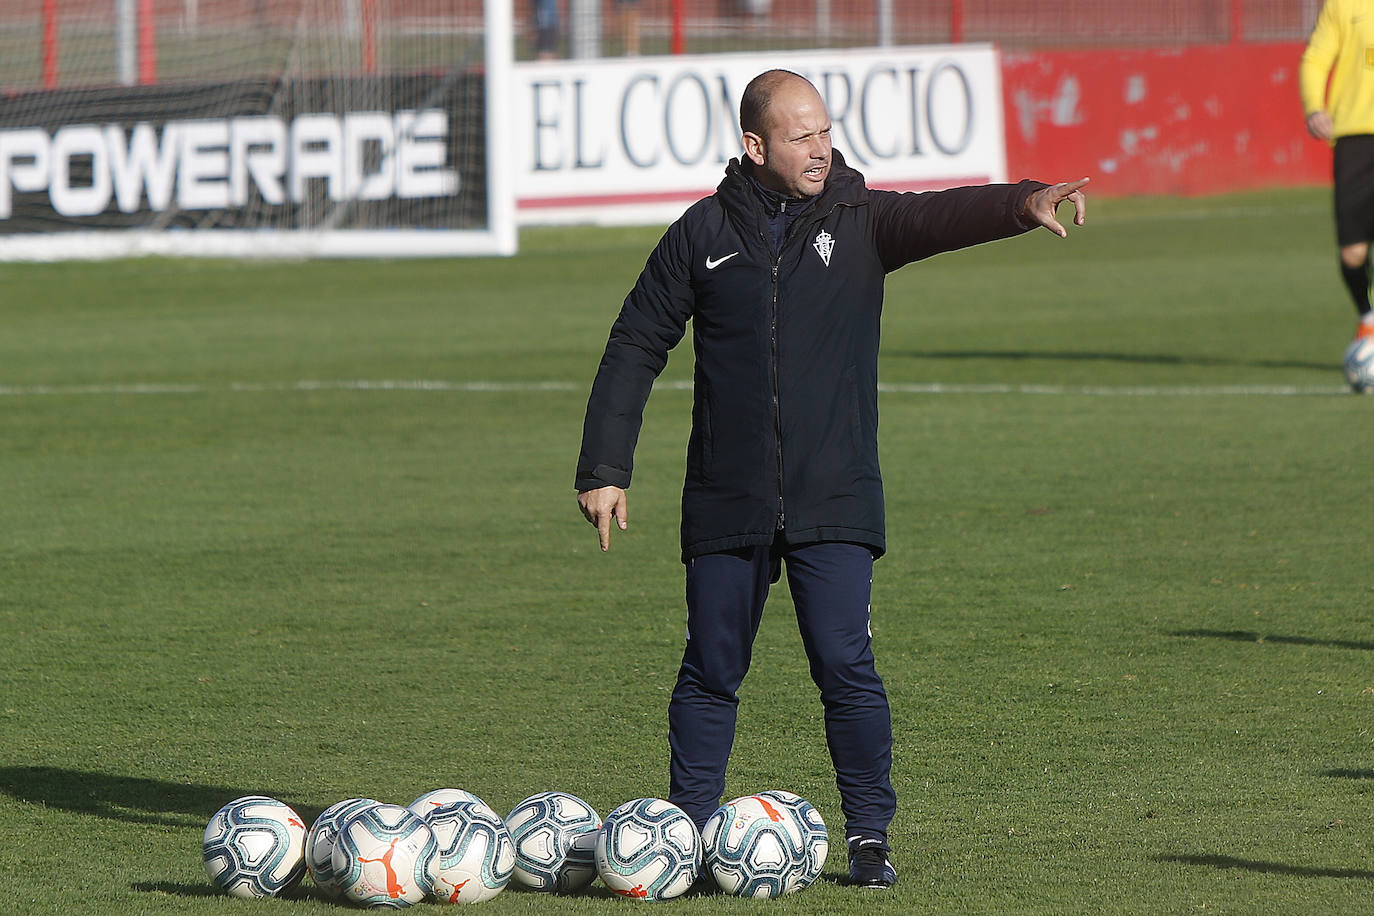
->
[705,252,739,270]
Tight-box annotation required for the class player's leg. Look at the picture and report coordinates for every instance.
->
[1331,135,1374,336]
[668,545,776,829]
[784,541,897,887]
[1339,242,1374,334]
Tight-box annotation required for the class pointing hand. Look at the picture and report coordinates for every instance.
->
[578,486,628,552]
[1023,177,1089,238]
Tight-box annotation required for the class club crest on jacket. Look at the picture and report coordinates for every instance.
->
[813,230,834,266]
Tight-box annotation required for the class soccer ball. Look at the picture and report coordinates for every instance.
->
[505,791,601,893]
[701,792,828,897]
[304,797,378,897]
[1343,336,1374,393]
[331,802,440,907]
[202,795,307,899]
[408,788,483,818]
[595,798,701,901]
[421,798,515,903]
[754,790,828,890]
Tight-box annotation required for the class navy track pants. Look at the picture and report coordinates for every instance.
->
[667,540,896,842]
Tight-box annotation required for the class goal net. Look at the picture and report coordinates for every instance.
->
[0,0,514,259]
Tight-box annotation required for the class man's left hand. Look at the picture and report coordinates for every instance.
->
[1023,178,1089,238]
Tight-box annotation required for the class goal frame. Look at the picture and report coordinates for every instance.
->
[0,0,516,261]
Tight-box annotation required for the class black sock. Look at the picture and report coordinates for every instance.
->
[1340,261,1372,316]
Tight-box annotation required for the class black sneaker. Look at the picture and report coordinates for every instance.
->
[847,836,897,888]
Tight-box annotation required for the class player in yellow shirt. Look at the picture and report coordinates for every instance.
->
[1302,0,1374,340]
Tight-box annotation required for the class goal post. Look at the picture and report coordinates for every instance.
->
[0,0,516,260]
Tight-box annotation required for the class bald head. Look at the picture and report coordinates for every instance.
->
[740,69,824,138]
[739,70,833,198]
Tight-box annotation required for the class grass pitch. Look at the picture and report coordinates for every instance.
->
[1,186,1371,914]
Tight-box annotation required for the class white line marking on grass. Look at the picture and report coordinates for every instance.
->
[876,382,1350,396]
[231,380,583,393]
[1093,202,1328,224]
[0,380,1352,397]
[0,382,207,396]
[0,380,582,396]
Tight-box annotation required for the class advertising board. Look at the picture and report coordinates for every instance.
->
[512,45,1007,225]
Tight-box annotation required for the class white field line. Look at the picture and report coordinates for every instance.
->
[1092,202,1329,224]
[0,379,1353,397]
[876,382,1352,396]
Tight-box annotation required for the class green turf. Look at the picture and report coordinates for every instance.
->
[1,186,1371,914]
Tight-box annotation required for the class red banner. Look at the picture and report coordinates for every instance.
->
[1001,42,1330,196]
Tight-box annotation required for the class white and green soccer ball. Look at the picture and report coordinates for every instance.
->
[506,791,601,894]
[701,791,828,897]
[595,798,701,901]
[330,802,439,907]
[420,798,515,903]
[1343,336,1374,393]
[202,795,307,899]
[407,787,483,819]
[754,790,828,890]
[304,797,378,898]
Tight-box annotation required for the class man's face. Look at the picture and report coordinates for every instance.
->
[744,81,832,198]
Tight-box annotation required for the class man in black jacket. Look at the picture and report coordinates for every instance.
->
[576,69,1087,889]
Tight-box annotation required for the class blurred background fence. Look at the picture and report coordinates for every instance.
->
[0,0,1333,213]
[0,0,1327,91]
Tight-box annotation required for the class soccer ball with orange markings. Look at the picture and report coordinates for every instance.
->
[331,803,440,908]
[202,795,308,899]
[420,798,515,904]
[1343,336,1374,393]
[505,791,601,893]
[701,792,827,898]
[595,798,701,901]
[754,790,828,890]
[407,787,482,818]
[304,797,378,898]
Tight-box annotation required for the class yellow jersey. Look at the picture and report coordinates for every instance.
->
[1301,0,1374,137]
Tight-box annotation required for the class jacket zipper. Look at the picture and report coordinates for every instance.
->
[769,196,809,534]
[766,195,852,534]
[770,256,783,531]
[754,185,857,538]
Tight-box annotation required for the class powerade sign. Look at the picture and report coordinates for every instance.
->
[0,111,456,219]
[512,45,1007,225]
[0,75,488,234]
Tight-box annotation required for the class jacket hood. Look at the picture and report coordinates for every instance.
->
[717,148,867,214]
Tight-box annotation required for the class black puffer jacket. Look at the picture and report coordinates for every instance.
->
[576,150,1044,561]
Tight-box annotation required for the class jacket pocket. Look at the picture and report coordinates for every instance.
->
[687,379,714,484]
[843,364,862,451]
[842,363,881,481]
